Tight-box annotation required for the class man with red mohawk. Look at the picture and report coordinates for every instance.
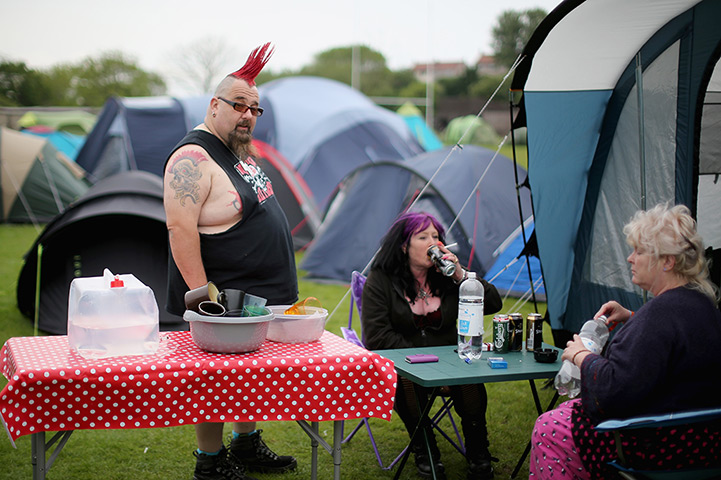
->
[163,43,298,480]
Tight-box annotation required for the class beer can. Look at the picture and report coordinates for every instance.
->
[508,313,524,352]
[493,315,510,353]
[526,313,543,351]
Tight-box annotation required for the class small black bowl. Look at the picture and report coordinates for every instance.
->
[534,348,559,363]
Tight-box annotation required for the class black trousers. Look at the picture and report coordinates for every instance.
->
[393,376,490,457]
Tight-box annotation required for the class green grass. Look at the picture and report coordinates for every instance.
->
[0,224,555,479]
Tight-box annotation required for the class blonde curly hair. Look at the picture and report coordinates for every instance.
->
[623,203,718,302]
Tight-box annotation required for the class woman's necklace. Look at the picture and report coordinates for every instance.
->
[416,284,431,303]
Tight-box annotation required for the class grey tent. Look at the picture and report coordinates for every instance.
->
[300,145,534,291]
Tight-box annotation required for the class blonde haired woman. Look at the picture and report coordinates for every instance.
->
[529,203,721,479]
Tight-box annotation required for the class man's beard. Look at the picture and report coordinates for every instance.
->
[227,128,253,158]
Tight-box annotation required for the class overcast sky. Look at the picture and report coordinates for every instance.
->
[1,0,561,96]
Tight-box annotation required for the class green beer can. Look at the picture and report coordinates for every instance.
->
[493,315,510,353]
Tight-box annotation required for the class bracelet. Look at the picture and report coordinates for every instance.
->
[453,269,468,285]
[571,349,589,365]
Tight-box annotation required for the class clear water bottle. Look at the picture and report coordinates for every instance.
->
[554,316,609,398]
[458,271,484,361]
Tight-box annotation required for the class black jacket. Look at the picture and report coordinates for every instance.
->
[361,268,502,350]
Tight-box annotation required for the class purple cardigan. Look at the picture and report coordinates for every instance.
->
[579,286,721,423]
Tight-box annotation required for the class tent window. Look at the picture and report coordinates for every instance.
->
[585,41,680,293]
[698,60,721,249]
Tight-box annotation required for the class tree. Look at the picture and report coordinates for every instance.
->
[298,45,415,97]
[69,52,166,106]
[438,67,479,96]
[492,8,547,68]
[168,36,239,95]
[0,61,52,106]
[42,52,166,106]
[469,74,511,101]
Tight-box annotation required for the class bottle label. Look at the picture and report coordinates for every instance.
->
[581,337,602,354]
[458,300,484,336]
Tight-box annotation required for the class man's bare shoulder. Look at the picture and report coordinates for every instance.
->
[164,146,218,208]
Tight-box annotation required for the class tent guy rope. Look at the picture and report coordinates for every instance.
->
[324,55,528,323]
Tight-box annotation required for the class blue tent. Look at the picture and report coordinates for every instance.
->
[75,96,198,181]
[483,220,544,300]
[397,102,444,151]
[301,145,536,295]
[512,0,721,333]
[22,127,85,160]
[255,76,424,209]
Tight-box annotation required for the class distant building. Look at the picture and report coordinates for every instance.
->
[475,55,506,77]
[412,62,466,82]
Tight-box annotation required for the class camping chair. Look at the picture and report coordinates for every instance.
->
[594,406,721,480]
[340,271,465,470]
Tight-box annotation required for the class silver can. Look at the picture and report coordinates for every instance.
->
[526,313,543,351]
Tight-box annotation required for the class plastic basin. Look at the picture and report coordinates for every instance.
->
[183,308,274,353]
[266,305,328,344]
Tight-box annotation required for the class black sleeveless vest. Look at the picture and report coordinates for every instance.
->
[165,130,298,315]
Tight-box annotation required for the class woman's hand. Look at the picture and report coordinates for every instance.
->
[595,301,632,330]
[561,334,590,366]
[438,243,463,283]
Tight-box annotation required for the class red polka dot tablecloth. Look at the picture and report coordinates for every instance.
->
[0,331,397,444]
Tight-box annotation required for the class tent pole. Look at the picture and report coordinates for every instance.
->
[636,52,647,211]
[635,52,648,304]
[34,244,43,336]
[509,89,539,312]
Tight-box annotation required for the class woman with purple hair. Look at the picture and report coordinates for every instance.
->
[362,211,502,480]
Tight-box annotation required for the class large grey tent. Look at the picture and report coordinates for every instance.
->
[16,171,184,334]
[300,145,536,293]
[254,76,424,209]
[511,0,721,335]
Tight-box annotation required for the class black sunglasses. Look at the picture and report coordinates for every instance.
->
[217,97,264,117]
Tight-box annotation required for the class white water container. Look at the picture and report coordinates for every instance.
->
[67,268,160,359]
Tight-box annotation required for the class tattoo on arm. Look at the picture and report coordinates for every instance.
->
[167,150,208,206]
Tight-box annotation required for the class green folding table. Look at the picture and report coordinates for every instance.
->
[374,344,562,479]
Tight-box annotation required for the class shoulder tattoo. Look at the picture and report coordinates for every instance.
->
[167,150,208,206]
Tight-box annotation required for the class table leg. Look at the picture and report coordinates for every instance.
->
[31,432,46,480]
[296,421,342,479]
[510,380,560,478]
[332,421,342,480]
[393,386,440,480]
[30,430,73,480]
[311,422,319,480]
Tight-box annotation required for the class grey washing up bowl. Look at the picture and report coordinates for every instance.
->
[183,308,274,353]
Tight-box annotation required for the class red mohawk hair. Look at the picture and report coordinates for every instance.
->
[229,42,274,86]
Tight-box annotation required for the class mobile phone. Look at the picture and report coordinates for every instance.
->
[405,354,439,364]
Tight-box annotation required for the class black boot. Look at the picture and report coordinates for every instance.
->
[229,430,297,473]
[411,432,446,479]
[467,452,494,480]
[463,420,495,480]
[192,446,258,480]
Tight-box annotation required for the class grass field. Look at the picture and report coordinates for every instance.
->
[0,223,555,480]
